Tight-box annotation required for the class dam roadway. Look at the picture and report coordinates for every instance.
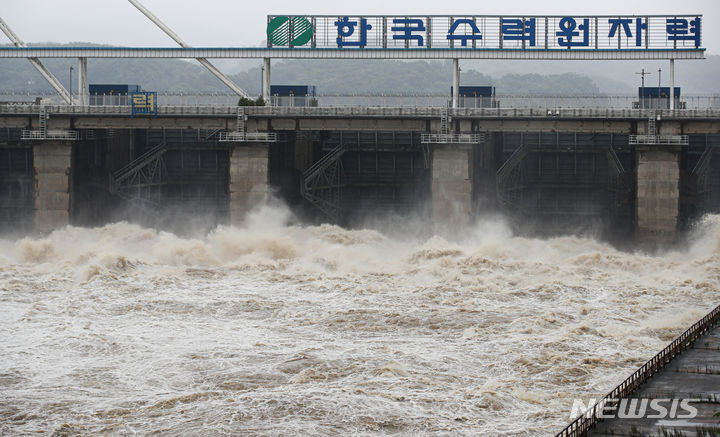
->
[2,104,720,132]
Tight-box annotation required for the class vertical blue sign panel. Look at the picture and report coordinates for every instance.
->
[131,92,157,117]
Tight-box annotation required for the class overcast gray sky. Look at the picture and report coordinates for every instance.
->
[2,0,719,53]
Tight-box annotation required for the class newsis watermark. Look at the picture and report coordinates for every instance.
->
[570,398,700,420]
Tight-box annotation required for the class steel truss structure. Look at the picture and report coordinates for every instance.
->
[300,144,345,221]
[110,142,168,205]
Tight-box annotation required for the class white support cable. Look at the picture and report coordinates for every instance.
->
[127,0,252,99]
[0,17,72,104]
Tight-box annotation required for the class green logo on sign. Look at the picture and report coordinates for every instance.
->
[267,16,313,46]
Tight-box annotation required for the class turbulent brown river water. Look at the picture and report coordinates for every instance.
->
[1,207,719,436]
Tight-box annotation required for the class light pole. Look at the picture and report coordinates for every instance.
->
[635,68,651,109]
[69,65,73,105]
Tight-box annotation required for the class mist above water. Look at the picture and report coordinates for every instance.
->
[1,206,718,435]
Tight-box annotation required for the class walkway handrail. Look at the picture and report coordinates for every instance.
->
[556,303,720,437]
[3,104,720,120]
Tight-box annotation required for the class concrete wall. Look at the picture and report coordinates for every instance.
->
[296,119,425,131]
[431,145,472,236]
[3,113,720,136]
[228,144,269,225]
[636,146,680,247]
[33,141,72,233]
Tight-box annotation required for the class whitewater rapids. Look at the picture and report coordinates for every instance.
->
[1,207,718,436]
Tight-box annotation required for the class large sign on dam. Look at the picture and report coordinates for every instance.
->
[267,15,703,53]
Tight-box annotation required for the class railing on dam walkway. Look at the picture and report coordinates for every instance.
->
[3,92,720,109]
[556,303,720,437]
[2,103,720,120]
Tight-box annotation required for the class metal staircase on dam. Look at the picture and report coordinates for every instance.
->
[496,143,528,211]
[203,128,223,141]
[693,145,716,210]
[300,144,345,221]
[109,142,168,206]
[606,145,632,210]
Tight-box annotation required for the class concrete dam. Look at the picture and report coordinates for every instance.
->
[1,103,719,247]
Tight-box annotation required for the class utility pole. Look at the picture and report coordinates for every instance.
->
[636,68,651,109]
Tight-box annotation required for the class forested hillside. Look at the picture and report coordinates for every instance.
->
[2,43,718,96]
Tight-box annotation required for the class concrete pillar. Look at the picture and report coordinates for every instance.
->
[262,58,271,105]
[452,58,460,109]
[670,59,675,111]
[33,141,72,233]
[229,143,269,225]
[77,57,88,106]
[431,145,472,236]
[636,145,680,248]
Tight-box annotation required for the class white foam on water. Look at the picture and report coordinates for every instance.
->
[1,206,719,435]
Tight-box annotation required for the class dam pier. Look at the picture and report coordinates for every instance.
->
[0,104,718,246]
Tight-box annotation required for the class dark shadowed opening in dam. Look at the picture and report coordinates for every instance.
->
[0,128,33,234]
[3,126,720,247]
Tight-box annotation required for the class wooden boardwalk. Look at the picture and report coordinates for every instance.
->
[587,324,720,436]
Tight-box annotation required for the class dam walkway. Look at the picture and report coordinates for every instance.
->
[558,304,720,436]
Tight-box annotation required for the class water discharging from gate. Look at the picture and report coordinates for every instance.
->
[1,207,718,435]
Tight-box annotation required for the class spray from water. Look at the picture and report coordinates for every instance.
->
[1,204,719,435]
